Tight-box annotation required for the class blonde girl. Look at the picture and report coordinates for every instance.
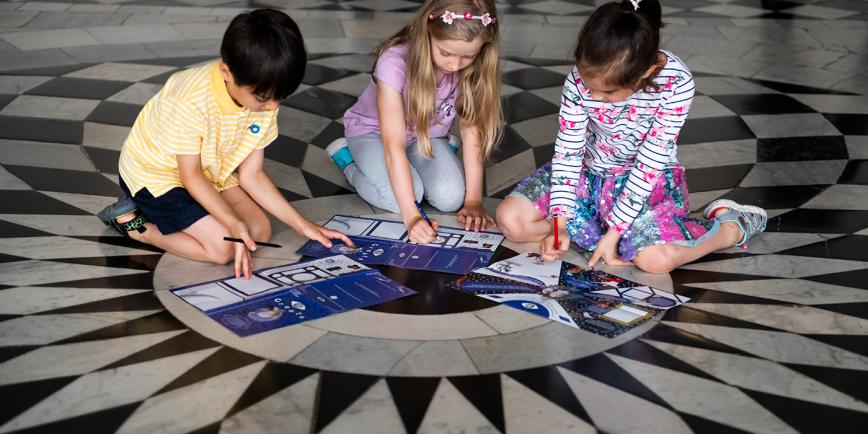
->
[330,0,503,243]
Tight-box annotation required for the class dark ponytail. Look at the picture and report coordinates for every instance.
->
[574,0,664,90]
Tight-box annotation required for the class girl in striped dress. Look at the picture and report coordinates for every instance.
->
[496,0,767,273]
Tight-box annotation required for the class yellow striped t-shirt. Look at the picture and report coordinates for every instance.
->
[119,61,278,198]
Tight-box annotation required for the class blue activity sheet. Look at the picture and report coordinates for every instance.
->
[296,215,505,274]
[171,255,416,336]
[452,253,689,338]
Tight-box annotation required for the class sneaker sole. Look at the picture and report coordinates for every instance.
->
[703,199,767,220]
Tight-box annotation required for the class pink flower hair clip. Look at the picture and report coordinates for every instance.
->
[429,9,496,26]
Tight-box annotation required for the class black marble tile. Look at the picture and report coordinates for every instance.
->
[55,310,182,344]
[756,136,847,162]
[502,91,559,124]
[225,362,317,419]
[666,0,716,8]
[0,345,39,364]
[0,190,91,215]
[806,267,868,289]
[25,77,131,100]
[264,135,307,167]
[277,187,306,202]
[0,115,83,145]
[310,121,345,149]
[778,234,868,262]
[678,116,755,145]
[767,209,868,234]
[0,219,53,237]
[502,67,566,90]
[283,87,357,119]
[85,101,142,127]
[505,56,573,67]
[560,353,672,409]
[711,93,814,115]
[387,377,441,434]
[678,413,753,434]
[806,333,868,357]
[0,94,15,111]
[1,64,92,77]
[302,64,356,86]
[447,375,505,433]
[83,146,120,174]
[302,171,353,197]
[2,165,120,196]
[186,422,221,434]
[720,185,825,209]
[315,371,379,432]
[533,143,555,167]
[490,125,531,163]
[838,159,868,185]
[824,114,868,135]
[641,323,755,357]
[822,0,868,12]
[811,301,868,322]
[745,78,855,95]
[663,304,781,331]
[744,390,868,434]
[38,290,161,314]
[0,376,78,426]
[8,403,141,434]
[734,0,802,10]
[506,366,592,423]
[784,363,868,404]
[0,253,27,263]
[102,330,220,370]
[155,347,263,395]
[141,70,175,86]
[606,338,723,382]
[684,164,752,192]
[365,266,500,314]
[73,236,163,254]
[122,56,205,67]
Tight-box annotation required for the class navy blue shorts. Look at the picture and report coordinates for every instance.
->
[120,179,209,235]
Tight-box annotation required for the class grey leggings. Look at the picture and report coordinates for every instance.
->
[345,133,465,213]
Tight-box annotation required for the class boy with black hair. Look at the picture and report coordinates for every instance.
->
[99,8,352,279]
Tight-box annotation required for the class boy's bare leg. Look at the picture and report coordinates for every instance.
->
[496,196,550,242]
[115,212,233,264]
[220,187,271,242]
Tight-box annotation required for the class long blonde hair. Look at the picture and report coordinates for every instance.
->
[374,0,503,159]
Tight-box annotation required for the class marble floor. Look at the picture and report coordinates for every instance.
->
[1,0,868,433]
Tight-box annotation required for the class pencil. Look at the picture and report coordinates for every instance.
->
[553,216,559,249]
[223,237,282,248]
[415,201,432,226]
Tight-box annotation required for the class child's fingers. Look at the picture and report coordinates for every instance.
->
[606,256,633,266]
[331,230,354,246]
[587,250,602,268]
[314,233,333,248]
[430,219,439,233]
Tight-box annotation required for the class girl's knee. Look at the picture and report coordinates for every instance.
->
[496,198,537,241]
[633,248,675,274]
[425,176,464,212]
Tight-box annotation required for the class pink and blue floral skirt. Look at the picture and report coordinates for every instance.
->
[509,163,716,261]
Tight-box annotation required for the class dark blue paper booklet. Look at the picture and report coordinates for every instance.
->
[296,215,505,274]
[171,255,416,336]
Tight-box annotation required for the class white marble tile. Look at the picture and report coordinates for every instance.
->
[679,254,868,278]
[0,139,96,171]
[0,236,158,259]
[124,14,217,25]
[319,73,370,99]
[262,159,312,198]
[0,347,219,434]
[687,95,738,119]
[607,353,799,434]
[0,259,148,286]
[82,121,131,151]
[0,310,161,346]
[0,95,99,121]
[304,37,381,55]
[664,35,757,59]
[311,53,376,73]
[116,361,266,434]
[289,195,375,223]
[40,191,118,215]
[143,38,220,58]
[473,305,552,335]
[0,48,80,72]
[688,189,730,212]
[486,149,536,195]
[220,373,318,434]
[743,45,846,70]
[418,378,500,434]
[693,76,779,95]
[753,65,853,91]
[0,11,37,28]
[276,105,332,143]
[831,74,868,95]
[0,165,33,190]
[173,21,228,40]
[678,139,756,169]
[644,340,868,413]
[299,145,354,192]
[803,184,868,210]
[530,85,564,105]
[662,322,868,370]
[17,2,71,12]
[0,286,149,315]
[0,330,185,385]
[718,232,836,254]
[686,55,773,78]
[290,333,419,375]
[718,26,822,47]
[0,75,52,94]
[309,310,497,340]
[85,23,184,45]
[823,53,868,74]
[684,278,868,305]
[784,4,859,20]
[502,374,594,433]
[740,160,847,187]
[24,11,127,30]
[342,17,405,39]
[320,380,406,434]
[558,367,693,434]
[389,340,479,377]
[694,4,766,18]
[741,113,842,138]
[511,114,558,147]
[106,82,161,105]
[846,136,868,159]
[687,303,868,335]
[68,4,120,14]
[0,28,99,50]
[3,214,115,237]
[65,62,176,82]
[162,6,212,15]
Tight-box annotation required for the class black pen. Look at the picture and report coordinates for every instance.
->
[223,237,282,248]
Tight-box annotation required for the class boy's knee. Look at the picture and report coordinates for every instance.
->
[249,218,272,242]
[208,246,235,265]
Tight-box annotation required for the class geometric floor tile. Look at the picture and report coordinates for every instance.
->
[219,372,319,434]
[0,310,161,346]
[679,255,868,278]
[682,279,868,305]
[0,286,151,315]
[319,380,405,434]
[684,303,868,335]
[502,374,594,433]
[417,379,499,434]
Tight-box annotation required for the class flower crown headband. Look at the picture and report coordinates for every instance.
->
[428,10,496,27]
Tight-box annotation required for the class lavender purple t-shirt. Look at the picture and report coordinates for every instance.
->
[343,44,460,142]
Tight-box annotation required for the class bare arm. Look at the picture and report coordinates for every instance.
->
[457,119,495,231]
[377,79,438,243]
